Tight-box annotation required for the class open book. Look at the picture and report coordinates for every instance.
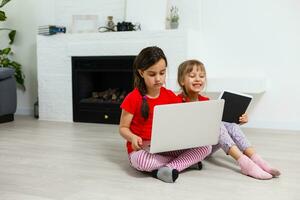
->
[218,90,253,124]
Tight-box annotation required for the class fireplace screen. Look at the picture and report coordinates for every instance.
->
[72,56,135,124]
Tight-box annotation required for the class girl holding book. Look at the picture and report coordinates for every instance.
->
[177,59,280,180]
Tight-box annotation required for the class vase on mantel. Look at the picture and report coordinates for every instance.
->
[170,22,179,29]
[168,6,179,29]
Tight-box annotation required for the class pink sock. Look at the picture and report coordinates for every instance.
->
[237,155,272,180]
[251,154,281,177]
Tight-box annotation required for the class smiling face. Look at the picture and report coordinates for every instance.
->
[180,65,206,98]
[138,58,167,97]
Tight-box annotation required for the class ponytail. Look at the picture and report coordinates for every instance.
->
[141,95,149,119]
[133,46,167,120]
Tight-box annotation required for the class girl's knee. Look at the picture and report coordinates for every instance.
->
[206,145,212,153]
[130,151,145,170]
[203,145,212,155]
[195,145,212,154]
[130,150,155,172]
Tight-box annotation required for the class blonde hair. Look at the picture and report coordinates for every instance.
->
[177,59,207,96]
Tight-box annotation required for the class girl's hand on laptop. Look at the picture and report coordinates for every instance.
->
[239,113,248,125]
[131,135,143,151]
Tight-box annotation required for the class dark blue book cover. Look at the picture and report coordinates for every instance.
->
[219,90,252,124]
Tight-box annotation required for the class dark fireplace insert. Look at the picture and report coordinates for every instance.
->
[72,56,135,124]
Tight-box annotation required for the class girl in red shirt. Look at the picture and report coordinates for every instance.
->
[177,59,280,180]
[119,47,212,183]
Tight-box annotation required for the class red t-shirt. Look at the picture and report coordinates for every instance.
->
[177,93,210,102]
[120,87,181,153]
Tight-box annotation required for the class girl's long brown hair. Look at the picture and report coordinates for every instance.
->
[133,46,167,119]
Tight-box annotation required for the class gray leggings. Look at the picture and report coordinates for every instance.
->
[211,122,251,155]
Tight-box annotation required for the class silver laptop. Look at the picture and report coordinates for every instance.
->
[143,99,224,153]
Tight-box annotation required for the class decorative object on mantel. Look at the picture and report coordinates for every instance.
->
[98,21,141,32]
[71,15,98,33]
[38,25,66,36]
[116,21,141,31]
[106,16,115,31]
[98,16,116,32]
[167,6,179,29]
[97,16,116,32]
[116,21,134,31]
[134,23,141,31]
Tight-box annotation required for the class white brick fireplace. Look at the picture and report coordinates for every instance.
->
[37,30,194,122]
[37,30,266,122]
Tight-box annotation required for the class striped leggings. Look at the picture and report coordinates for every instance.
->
[129,145,212,172]
[211,122,251,155]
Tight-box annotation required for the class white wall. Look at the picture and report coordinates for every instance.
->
[198,0,300,130]
[3,0,300,130]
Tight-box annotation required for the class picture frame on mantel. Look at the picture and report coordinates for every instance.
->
[71,15,98,33]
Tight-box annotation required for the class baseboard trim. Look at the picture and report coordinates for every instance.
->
[16,107,33,115]
[243,120,300,132]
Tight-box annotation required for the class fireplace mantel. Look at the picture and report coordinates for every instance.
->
[37,30,266,122]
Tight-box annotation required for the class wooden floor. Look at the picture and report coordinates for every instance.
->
[0,116,299,200]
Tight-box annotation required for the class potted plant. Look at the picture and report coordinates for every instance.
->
[167,6,179,29]
[0,0,25,90]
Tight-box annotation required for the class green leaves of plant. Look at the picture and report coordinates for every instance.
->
[0,58,9,66]
[0,48,11,67]
[11,61,25,88]
[0,47,10,55]
[0,0,12,20]
[0,56,23,89]
[0,10,6,21]
[0,47,11,55]
[0,0,11,8]
[9,30,16,44]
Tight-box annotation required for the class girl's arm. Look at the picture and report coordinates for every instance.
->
[239,113,248,125]
[119,109,143,151]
